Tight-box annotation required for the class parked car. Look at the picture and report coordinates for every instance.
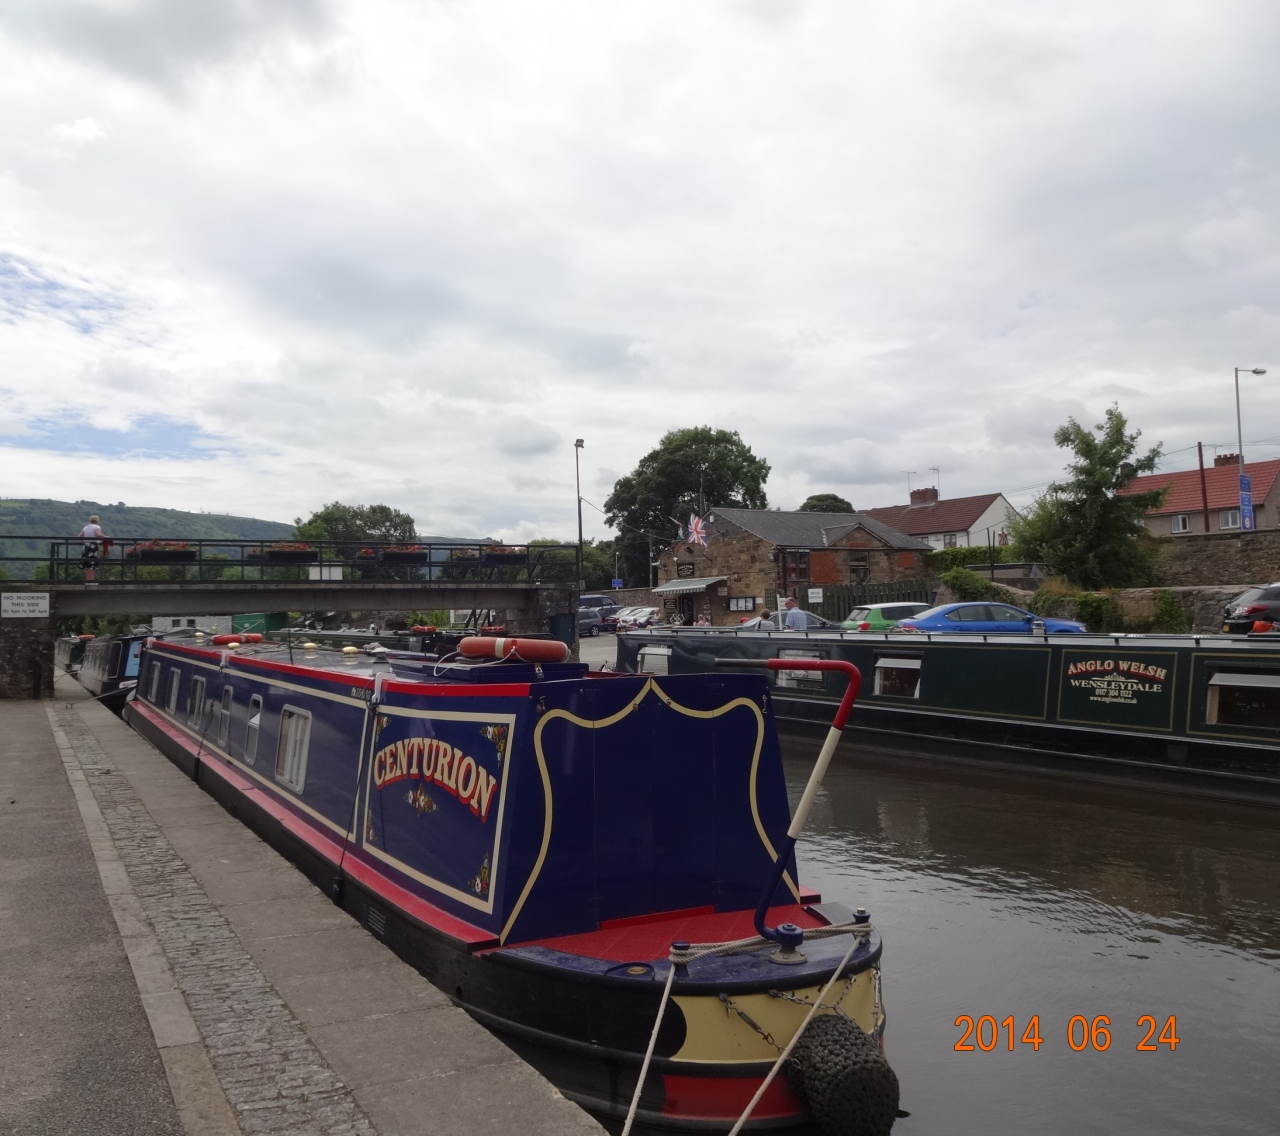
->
[842,602,932,631]
[580,594,623,618]
[737,610,839,631]
[1221,584,1280,634]
[578,608,604,637]
[896,602,1085,634]
[617,607,661,630]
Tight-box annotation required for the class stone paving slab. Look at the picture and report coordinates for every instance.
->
[0,700,184,1136]
[65,689,605,1136]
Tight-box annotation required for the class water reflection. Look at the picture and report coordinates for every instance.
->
[783,734,1280,1135]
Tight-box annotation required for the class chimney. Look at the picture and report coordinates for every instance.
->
[910,487,939,505]
[1214,453,1240,467]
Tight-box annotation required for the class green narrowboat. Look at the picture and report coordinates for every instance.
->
[615,629,1280,799]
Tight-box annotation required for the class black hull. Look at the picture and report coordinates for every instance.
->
[123,698,870,1133]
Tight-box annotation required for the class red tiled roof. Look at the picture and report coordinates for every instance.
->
[861,493,1003,536]
[1119,459,1280,514]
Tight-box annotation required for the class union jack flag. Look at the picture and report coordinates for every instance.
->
[688,513,707,547]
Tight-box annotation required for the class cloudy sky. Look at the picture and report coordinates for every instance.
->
[3,0,1280,540]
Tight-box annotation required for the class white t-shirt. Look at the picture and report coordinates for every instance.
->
[79,524,104,541]
[783,606,806,630]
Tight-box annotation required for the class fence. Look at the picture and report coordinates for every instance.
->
[0,537,580,586]
[796,579,934,622]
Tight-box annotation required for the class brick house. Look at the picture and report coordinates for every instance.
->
[861,487,1015,549]
[653,507,929,626]
[1120,455,1280,536]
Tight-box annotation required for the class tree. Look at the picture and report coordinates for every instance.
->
[604,427,770,585]
[798,493,853,513]
[1009,406,1165,588]
[581,538,618,591]
[293,503,417,546]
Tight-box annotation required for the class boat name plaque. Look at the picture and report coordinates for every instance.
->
[1058,651,1178,732]
[1,592,49,618]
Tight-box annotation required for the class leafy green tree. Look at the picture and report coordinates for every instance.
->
[294,503,417,546]
[1009,406,1165,588]
[581,538,618,591]
[604,427,770,585]
[798,493,854,513]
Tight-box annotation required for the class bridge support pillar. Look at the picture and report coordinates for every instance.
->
[0,616,54,699]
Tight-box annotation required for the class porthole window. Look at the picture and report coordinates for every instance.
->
[217,686,233,747]
[275,706,311,792]
[188,676,206,726]
[244,695,263,764]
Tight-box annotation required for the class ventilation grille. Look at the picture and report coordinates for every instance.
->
[366,906,387,938]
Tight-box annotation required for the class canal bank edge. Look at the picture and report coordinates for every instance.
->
[44,686,606,1136]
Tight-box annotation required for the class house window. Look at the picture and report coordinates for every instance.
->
[187,676,206,726]
[217,686,233,747]
[1171,514,1190,534]
[848,552,870,583]
[147,661,161,702]
[1220,509,1241,531]
[943,533,957,549]
[874,656,922,698]
[244,695,263,763]
[166,669,181,714]
[275,707,312,792]
[782,550,810,588]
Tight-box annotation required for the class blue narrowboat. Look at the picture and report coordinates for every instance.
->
[123,634,896,1133]
[78,630,148,711]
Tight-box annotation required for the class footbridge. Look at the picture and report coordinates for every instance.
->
[0,537,582,698]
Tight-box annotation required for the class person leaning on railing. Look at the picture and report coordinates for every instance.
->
[78,515,106,585]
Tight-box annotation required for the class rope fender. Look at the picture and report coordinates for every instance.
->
[788,1014,900,1136]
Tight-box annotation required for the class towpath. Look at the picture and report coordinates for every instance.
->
[0,683,604,1136]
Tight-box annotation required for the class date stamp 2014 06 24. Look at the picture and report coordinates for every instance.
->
[953,1015,1181,1053]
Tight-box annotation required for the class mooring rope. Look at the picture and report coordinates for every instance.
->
[725,930,865,1136]
[617,923,874,1136]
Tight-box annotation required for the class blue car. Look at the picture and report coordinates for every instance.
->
[896,601,1086,634]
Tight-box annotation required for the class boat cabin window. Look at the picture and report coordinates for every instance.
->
[775,649,826,688]
[875,655,922,698]
[166,669,181,714]
[217,686,233,747]
[638,646,671,675]
[147,662,161,703]
[275,707,311,792]
[188,676,206,726]
[244,695,263,764]
[1206,671,1280,729]
[108,641,123,678]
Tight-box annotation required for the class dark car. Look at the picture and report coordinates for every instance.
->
[737,610,839,631]
[1221,584,1280,633]
[897,602,1085,634]
[578,608,604,637]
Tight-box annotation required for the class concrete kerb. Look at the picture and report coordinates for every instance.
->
[57,690,606,1136]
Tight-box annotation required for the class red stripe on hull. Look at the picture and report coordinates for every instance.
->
[661,1072,804,1121]
[129,699,496,948]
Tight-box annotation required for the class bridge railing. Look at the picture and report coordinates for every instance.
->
[0,537,581,586]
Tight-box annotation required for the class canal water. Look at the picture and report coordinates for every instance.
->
[782,734,1280,1135]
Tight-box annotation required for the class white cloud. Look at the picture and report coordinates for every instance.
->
[2,0,1280,541]
[46,117,107,144]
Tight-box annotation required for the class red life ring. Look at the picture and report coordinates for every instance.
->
[411,625,437,633]
[458,636,570,663]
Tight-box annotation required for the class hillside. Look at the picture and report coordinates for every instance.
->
[0,499,294,578]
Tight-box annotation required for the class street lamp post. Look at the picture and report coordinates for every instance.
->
[1234,367,1266,531]
[574,439,584,584]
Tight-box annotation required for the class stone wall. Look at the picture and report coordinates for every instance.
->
[1154,530,1280,587]
[0,618,54,699]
